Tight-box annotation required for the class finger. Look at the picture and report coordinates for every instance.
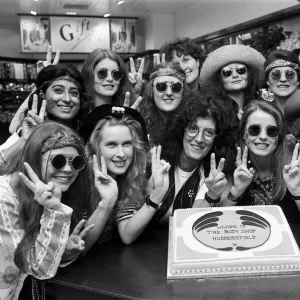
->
[93,154,100,173]
[237,166,253,178]
[31,94,38,115]
[72,219,86,236]
[213,172,225,183]
[210,153,216,172]
[39,100,47,121]
[217,158,225,173]
[123,92,131,107]
[236,147,241,163]
[161,53,165,63]
[283,164,291,174]
[157,145,162,166]
[53,49,60,65]
[130,96,143,110]
[79,224,95,239]
[151,146,157,166]
[292,143,299,163]
[129,57,136,74]
[46,181,55,192]
[24,115,37,126]
[138,58,145,76]
[100,156,108,175]
[288,166,299,176]
[128,73,137,84]
[23,162,40,184]
[242,146,248,166]
[35,191,52,203]
[18,172,35,191]
[46,45,52,64]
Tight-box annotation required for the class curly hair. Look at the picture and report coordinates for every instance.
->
[160,37,206,71]
[139,62,189,146]
[85,115,148,211]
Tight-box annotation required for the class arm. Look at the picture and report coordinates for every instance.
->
[9,95,30,134]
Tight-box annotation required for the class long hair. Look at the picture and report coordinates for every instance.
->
[3,122,91,272]
[85,115,147,210]
[159,93,238,176]
[81,49,129,108]
[139,62,189,145]
[238,100,287,202]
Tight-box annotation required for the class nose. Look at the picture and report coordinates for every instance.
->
[279,72,288,82]
[62,161,73,172]
[165,85,173,96]
[231,69,239,78]
[116,146,126,158]
[106,72,113,82]
[258,129,268,140]
[194,129,204,143]
[62,92,71,103]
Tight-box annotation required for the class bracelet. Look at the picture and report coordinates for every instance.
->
[204,192,220,204]
[227,190,243,203]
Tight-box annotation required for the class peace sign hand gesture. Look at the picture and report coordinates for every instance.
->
[283,143,300,197]
[153,53,165,67]
[93,155,118,209]
[62,219,95,262]
[18,162,62,211]
[123,91,143,110]
[36,45,60,74]
[128,57,145,97]
[205,154,227,198]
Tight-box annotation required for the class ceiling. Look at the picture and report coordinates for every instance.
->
[0,0,198,26]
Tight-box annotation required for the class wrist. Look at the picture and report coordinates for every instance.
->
[227,188,243,203]
[207,190,221,199]
[204,192,220,204]
[98,199,116,211]
[231,186,244,197]
[146,195,163,210]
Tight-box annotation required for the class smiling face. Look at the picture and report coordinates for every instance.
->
[243,110,278,158]
[172,52,199,85]
[98,124,134,177]
[267,66,299,100]
[42,146,80,192]
[45,79,80,122]
[93,58,121,98]
[153,75,183,113]
[181,117,216,164]
[221,63,248,92]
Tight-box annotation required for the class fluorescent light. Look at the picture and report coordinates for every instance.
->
[30,10,37,15]
[66,12,77,15]
[118,0,125,5]
[104,13,110,17]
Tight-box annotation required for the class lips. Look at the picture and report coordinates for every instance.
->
[54,176,72,182]
[112,160,126,167]
[163,98,174,103]
[57,105,73,112]
[191,144,204,151]
[277,85,289,88]
[102,84,115,90]
[254,143,269,149]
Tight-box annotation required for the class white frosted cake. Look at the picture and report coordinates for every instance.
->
[167,206,300,279]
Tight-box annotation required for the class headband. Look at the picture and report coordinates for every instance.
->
[150,68,185,82]
[41,76,82,92]
[265,60,299,73]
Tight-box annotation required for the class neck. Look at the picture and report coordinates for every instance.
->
[188,79,199,92]
[249,152,272,174]
[94,93,112,107]
[179,151,200,172]
[274,95,288,114]
[227,91,245,110]
[158,109,170,123]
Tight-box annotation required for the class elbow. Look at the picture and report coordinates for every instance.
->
[119,234,137,245]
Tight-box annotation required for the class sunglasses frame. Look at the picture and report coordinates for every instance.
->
[269,69,297,81]
[95,68,123,81]
[43,154,85,171]
[154,81,183,94]
[221,65,247,78]
[246,124,280,138]
[185,123,217,141]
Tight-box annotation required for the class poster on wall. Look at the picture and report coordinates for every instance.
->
[20,16,51,52]
[110,19,136,53]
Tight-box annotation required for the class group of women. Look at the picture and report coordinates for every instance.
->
[1,38,300,299]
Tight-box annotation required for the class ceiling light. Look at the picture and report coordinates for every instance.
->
[118,0,125,5]
[104,13,110,17]
[66,12,77,15]
[34,0,38,2]
[30,10,37,15]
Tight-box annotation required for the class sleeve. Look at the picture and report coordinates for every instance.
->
[116,198,144,223]
[0,133,20,151]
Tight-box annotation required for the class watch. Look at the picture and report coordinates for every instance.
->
[204,192,220,204]
[227,190,243,203]
[146,196,162,210]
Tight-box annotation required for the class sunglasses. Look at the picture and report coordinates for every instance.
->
[185,123,216,141]
[247,124,279,138]
[154,81,183,94]
[221,65,247,77]
[43,154,85,171]
[95,68,123,81]
[270,69,297,81]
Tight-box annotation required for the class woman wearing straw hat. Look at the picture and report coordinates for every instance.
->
[200,45,265,120]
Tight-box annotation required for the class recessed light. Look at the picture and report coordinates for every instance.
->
[66,12,77,15]
[104,13,110,17]
[30,10,37,15]
[118,0,125,5]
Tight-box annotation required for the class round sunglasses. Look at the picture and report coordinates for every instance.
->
[185,123,216,141]
[154,81,183,94]
[43,154,85,171]
[247,124,279,138]
[95,68,123,81]
[221,65,247,77]
[270,69,297,81]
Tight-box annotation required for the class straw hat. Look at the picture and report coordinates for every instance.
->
[200,45,266,91]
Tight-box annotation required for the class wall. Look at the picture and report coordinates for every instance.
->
[174,0,299,39]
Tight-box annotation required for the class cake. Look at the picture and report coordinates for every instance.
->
[167,205,300,279]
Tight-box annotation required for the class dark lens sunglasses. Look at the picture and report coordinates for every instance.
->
[247,124,279,138]
[95,68,123,81]
[221,65,247,77]
[155,81,183,93]
[270,69,297,81]
[45,154,85,171]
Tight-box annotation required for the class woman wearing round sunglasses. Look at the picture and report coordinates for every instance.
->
[139,62,189,145]
[264,50,300,114]
[200,45,265,120]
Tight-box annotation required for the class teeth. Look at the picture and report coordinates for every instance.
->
[113,161,126,166]
[59,106,72,112]
[55,177,70,181]
[191,144,202,150]
[255,144,268,149]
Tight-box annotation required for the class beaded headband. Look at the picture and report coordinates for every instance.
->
[265,60,299,73]
[150,68,185,82]
[42,76,82,92]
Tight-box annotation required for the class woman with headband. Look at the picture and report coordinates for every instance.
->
[139,61,189,145]
[264,50,300,114]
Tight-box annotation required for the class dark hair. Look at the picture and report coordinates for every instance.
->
[3,122,91,272]
[160,37,206,71]
[81,49,129,108]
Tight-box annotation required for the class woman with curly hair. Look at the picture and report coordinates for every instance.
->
[139,61,189,145]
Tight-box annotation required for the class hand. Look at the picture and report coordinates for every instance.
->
[153,53,165,67]
[62,220,95,261]
[233,146,254,194]
[128,57,145,97]
[36,45,60,74]
[205,153,227,198]
[22,95,46,140]
[93,155,118,208]
[18,162,62,211]
[123,91,143,110]
[283,143,300,197]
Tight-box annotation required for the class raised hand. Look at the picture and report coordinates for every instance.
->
[153,53,165,67]
[283,143,300,197]
[128,57,145,97]
[205,153,227,198]
[36,45,60,74]
[62,219,95,261]
[93,155,118,208]
[18,162,62,211]
[123,91,143,110]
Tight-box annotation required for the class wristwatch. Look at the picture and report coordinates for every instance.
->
[227,190,242,203]
[146,196,162,210]
[204,192,220,204]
